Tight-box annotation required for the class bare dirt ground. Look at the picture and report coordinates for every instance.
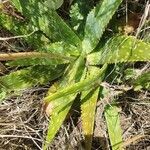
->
[0,0,150,149]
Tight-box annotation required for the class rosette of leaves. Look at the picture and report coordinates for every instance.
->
[0,0,150,149]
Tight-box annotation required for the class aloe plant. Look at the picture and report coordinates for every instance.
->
[0,0,150,149]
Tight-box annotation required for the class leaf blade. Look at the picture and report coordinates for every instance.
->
[81,66,106,150]
[82,0,122,53]
[6,42,78,67]
[44,56,86,149]
[11,0,81,47]
[105,104,123,150]
[88,35,150,65]
[0,65,64,101]
[44,64,107,103]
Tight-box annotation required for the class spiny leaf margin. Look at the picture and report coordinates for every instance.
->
[80,66,106,149]
[0,65,64,101]
[44,64,107,103]
[87,35,150,65]
[44,56,86,149]
[82,0,122,53]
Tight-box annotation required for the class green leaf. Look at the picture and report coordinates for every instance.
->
[7,42,78,67]
[44,64,107,103]
[44,0,63,10]
[10,0,81,47]
[0,65,64,101]
[12,0,64,11]
[134,71,150,91]
[82,0,122,53]
[7,57,68,67]
[87,35,150,65]
[70,0,93,38]
[44,56,86,149]
[0,1,81,49]
[81,88,99,150]
[10,0,23,12]
[45,42,80,56]
[44,64,106,149]
[0,13,47,48]
[105,104,123,150]
[81,66,106,150]
[46,11,81,47]
[44,93,76,149]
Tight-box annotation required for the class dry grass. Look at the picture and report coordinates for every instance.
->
[0,88,84,150]
[0,88,47,150]
[0,0,150,149]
